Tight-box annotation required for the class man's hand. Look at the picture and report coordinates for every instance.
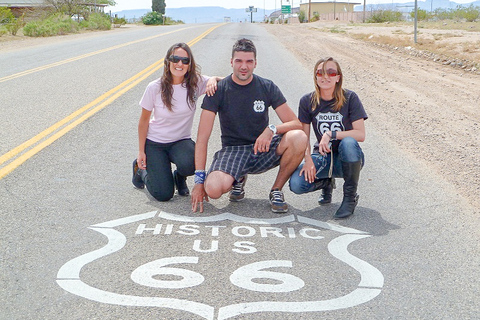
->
[191,184,209,213]
[253,127,274,154]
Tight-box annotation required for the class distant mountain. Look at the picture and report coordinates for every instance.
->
[110,6,275,23]
[109,1,479,23]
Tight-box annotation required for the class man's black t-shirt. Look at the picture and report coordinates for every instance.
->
[201,74,287,147]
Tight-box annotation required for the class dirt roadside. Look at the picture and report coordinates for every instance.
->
[264,22,480,212]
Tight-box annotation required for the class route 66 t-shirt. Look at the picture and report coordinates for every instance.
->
[298,89,368,151]
[201,74,286,147]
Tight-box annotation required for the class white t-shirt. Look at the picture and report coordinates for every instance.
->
[139,75,209,143]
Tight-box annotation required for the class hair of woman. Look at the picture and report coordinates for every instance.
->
[311,57,345,112]
[161,43,201,111]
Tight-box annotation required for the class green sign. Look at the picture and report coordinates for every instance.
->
[281,5,291,14]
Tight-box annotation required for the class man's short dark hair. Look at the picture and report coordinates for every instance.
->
[232,38,256,59]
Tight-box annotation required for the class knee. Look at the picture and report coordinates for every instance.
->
[285,130,308,153]
[151,191,173,202]
[288,170,307,194]
[204,181,223,199]
[339,137,362,162]
[146,180,174,201]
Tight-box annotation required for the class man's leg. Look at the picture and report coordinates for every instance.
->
[272,129,307,190]
[204,171,235,199]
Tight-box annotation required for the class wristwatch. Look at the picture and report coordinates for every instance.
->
[268,124,277,135]
[331,131,337,141]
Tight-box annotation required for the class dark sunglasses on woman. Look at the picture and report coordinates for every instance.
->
[168,55,190,65]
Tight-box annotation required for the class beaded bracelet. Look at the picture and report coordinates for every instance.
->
[194,170,206,184]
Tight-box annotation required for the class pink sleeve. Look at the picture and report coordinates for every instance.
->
[139,81,158,111]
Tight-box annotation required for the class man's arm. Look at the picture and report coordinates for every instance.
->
[253,103,302,154]
[273,103,303,133]
[191,109,216,213]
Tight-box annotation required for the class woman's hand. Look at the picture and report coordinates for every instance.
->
[318,132,331,156]
[137,152,147,170]
[299,156,316,183]
[205,77,218,96]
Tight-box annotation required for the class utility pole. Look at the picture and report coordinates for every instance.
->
[363,0,366,22]
[308,0,311,22]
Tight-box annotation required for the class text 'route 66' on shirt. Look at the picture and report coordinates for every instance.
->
[201,74,287,147]
[298,89,368,152]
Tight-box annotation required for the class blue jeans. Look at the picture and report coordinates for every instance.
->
[289,137,364,194]
[144,138,195,201]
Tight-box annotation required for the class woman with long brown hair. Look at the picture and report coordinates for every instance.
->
[289,57,367,218]
[132,42,221,201]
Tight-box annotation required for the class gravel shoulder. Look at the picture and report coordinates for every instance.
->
[264,21,480,211]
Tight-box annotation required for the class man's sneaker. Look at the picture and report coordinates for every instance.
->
[132,159,145,189]
[269,188,288,213]
[229,175,247,202]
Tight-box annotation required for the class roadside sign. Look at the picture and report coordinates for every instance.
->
[281,5,291,14]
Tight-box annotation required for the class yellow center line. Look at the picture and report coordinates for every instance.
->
[0,26,195,83]
[0,24,224,180]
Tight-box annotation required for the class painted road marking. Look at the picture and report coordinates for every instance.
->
[0,27,195,83]
[57,211,384,319]
[0,24,223,180]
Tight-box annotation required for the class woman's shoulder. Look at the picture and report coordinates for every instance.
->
[344,89,359,99]
[146,78,162,90]
[300,91,314,102]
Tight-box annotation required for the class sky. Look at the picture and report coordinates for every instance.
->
[105,0,477,12]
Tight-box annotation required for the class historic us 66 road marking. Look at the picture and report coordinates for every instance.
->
[57,211,384,320]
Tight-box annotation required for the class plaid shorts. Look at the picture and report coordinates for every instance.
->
[208,134,283,181]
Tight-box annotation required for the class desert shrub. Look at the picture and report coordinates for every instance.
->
[433,8,454,20]
[0,7,14,24]
[142,11,163,25]
[434,5,480,21]
[112,16,126,27]
[298,10,306,23]
[411,9,432,21]
[163,16,184,25]
[455,4,480,22]
[79,12,111,30]
[23,14,78,37]
[368,10,404,23]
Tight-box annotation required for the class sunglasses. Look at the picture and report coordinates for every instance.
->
[168,55,190,65]
[316,69,340,77]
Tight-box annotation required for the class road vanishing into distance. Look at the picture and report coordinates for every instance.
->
[1,23,479,319]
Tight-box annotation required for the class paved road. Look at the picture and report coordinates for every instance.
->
[1,23,479,319]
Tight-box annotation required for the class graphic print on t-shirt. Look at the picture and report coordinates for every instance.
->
[253,100,266,113]
[315,112,345,134]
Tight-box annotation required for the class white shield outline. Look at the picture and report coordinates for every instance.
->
[57,211,384,320]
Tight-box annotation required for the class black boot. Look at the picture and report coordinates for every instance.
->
[174,170,189,196]
[334,161,361,219]
[318,178,336,205]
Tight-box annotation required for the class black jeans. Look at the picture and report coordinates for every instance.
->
[144,138,195,201]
